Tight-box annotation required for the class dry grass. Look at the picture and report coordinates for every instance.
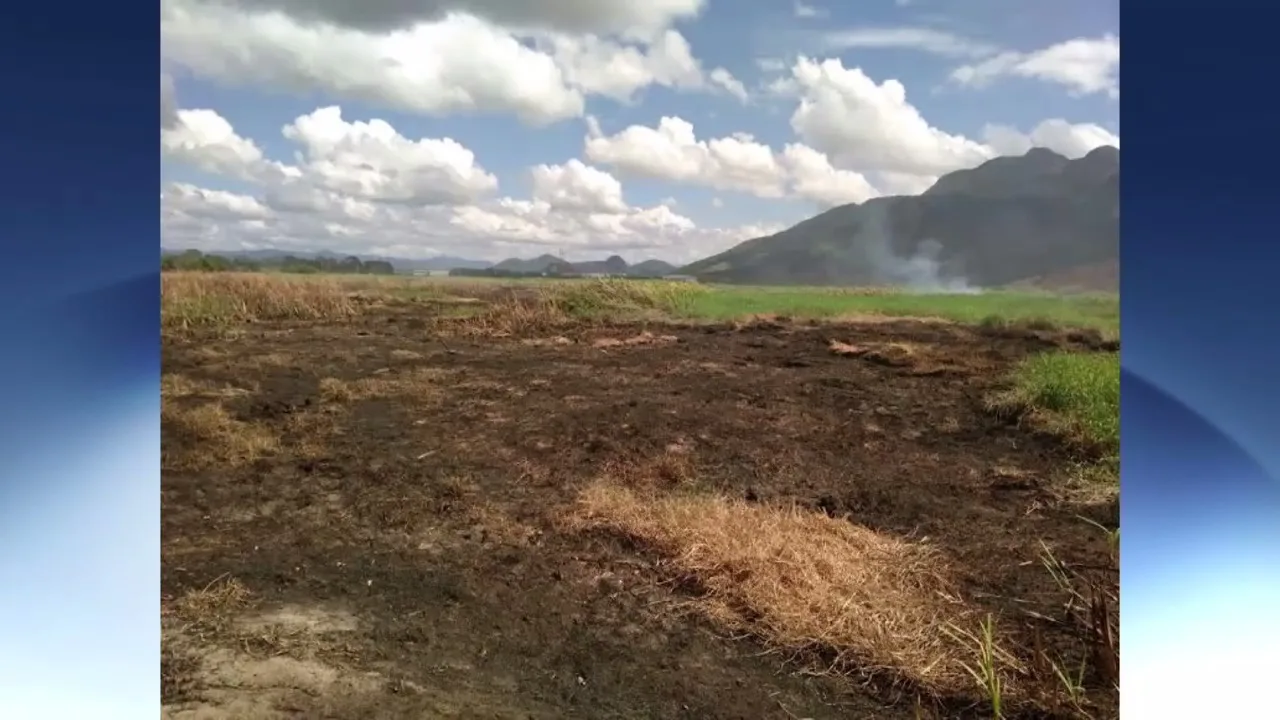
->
[162,272,358,332]
[161,373,256,400]
[569,482,993,696]
[460,279,709,335]
[170,576,253,626]
[161,402,279,471]
[316,367,450,405]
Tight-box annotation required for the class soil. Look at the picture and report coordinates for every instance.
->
[162,307,1118,719]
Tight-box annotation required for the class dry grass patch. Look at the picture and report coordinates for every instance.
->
[168,575,253,633]
[161,373,256,400]
[829,339,921,366]
[317,367,451,405]
[458,279,709,335]
[569,483,995,696]
[162,272,358,332]
[161,402,279,471]
[591,331,680,349]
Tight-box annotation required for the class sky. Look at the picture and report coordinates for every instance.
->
[159,0,1120,265]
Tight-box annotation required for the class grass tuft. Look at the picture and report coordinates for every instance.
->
[987,351,1119,461]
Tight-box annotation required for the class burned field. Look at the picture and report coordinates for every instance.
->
[161,284,1119,720]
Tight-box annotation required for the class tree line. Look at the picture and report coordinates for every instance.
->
[161,249,395,275]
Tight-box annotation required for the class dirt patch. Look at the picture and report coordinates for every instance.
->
[164,308,1117,719]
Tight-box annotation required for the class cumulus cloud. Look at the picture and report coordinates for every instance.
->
[162,0,736,126]
[581,59,1118,206]
[585,116,788,197]
[160,104,770,263]
[951,34,1120,98]
[789,57,995,177]
[538,28,744,104]
[281,106,499,205]
[785,57,1117,190]
[583,115,886,207]
[211,0,707,38]
[529,159,628,213]
[162,1,585,125]
[160,108,296,183]
[982,119,1120,158]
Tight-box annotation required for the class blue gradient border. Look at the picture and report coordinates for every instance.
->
[1120,3,1280,716]
[0,2,159,717]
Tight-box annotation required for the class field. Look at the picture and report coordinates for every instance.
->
[161,273,1119,720]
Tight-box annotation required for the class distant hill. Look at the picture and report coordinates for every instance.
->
[680,146,1119,290]
[488,254,678,277]
[493,254,570,274]
[628,259,678,277]
[161,247,492,273]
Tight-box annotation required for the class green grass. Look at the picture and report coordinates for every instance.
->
[676,288,1119,333]
[1001,351,1120,459]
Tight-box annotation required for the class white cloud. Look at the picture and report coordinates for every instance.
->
[793,2,826,19]
[162,1,585,125]
[219,0,707,38]
[982,119,1120,158]
[162,0,739,126]
[539,29,742,104]
[821,27,998,58]
[951,34,1120,98]
[529,159,628,213]
[789,57,995,177]
[584,60,1119,206]
[585,115,788,197]
[160,104,771,263]
[779,144,879,207]
[583,114,881,207]
[709,67,749,103]
[280,106,499,204]
[161,108,296,183]
[164,183,272,220]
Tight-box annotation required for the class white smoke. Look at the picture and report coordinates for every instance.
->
[857,199,981,294]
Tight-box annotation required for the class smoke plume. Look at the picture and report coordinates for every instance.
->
[856,199,980,294]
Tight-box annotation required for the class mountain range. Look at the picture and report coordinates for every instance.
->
[679,146,1119,291]
[160,247,678,277]
[164,146,1117,291]
[491,254,676,277]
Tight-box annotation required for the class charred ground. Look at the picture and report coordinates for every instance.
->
[162,277,1118,720]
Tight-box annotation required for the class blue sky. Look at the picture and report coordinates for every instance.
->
[160,0,1119,264]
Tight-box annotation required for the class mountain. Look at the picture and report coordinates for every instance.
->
[493,254,570,274]
[628,259,678,277]
[572,254,631,275]
[680,146,1119,290]
[489,254,678,277]
[160,247,492,273]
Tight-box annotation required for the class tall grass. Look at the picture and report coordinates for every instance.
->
[991,351,1120,460]
[463,279,710,333]
[162,272,357,332]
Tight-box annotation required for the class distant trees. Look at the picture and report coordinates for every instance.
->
[161,249,396,275]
